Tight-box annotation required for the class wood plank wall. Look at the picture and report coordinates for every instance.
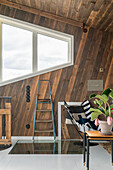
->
[0,6,113,139]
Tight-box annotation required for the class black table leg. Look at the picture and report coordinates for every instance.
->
[112,140,113,165]
[83,132,86,166]
[86,137,89,170]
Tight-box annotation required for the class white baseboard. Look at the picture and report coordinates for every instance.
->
[11,136,58,141]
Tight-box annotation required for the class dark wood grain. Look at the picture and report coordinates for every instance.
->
[0,0,113,32]
[0,5,113,139]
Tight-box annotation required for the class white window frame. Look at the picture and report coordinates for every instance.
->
[0,15,74,86]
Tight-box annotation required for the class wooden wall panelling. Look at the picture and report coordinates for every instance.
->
[86,32,113,99]
[24,78,37,136]
[57,67,71,101]
[104,57,113,89]
[53,68,69,136]
[79,31,102,101]
[70,28,92,101]
[62,27,81,100]
[61,106,70,139]
[21,78,35,136]
[13,81,26,136]
[0,8,113,138]
[25,77,39,136]
[15,81,24,136]
[51,70,62,101]
[72,32,94,100]
[90,32,109,80]
[65,28,88,101]
[51,70,63,136]
[78,29,103,101]
[97,33,112,80]
[85,31,106,99]
[104,38,113,87]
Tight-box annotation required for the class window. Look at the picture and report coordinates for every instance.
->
[2,23,32,81]
[0,15,74,86]
[37,34,68,71]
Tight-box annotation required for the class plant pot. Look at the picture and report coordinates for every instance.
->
[99,120,112,135]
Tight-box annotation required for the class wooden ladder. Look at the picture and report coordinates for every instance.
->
[33,80,56,140]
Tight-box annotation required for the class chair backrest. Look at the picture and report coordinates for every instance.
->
[64,100,98,130]
[81,100,91,119]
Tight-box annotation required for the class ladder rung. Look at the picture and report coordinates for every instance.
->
[35,120,53,123]
[36,110,52,112]
[37,101,51,104]
[38,99,50,101]
[35,130,53,133]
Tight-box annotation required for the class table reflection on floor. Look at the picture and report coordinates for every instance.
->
[9,140,83,154]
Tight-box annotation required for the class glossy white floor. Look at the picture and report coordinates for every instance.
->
[0,140,113,170]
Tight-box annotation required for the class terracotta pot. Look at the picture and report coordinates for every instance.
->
[99,120,112,135]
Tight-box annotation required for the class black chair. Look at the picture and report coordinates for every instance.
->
[64,100,98,138]
[64,100,99,165]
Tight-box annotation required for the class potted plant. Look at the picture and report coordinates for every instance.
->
[89,88,113,135]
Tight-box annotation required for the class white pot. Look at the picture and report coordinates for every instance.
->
[99,120,112,135]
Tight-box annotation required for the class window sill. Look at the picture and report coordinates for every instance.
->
[0,62,73,87]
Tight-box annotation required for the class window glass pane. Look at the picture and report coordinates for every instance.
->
[37,34,68,71]
[2,23,32,81]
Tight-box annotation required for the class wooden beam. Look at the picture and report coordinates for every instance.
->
[0,0,83,28]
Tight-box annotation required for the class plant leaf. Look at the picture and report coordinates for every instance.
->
[95,94,107,103]
[106,110,109,114]
[94,99,100,106]
[98,107,105,114]
[91,111,103,121]
[99,100,103,105]
[89,93,96,99]
[109,91,113,99]
[94,99,103,107]
[102,88,112,96]
[89,108,103,114]
[92,107,105,114]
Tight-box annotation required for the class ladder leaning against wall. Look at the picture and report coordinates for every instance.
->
[33,80,56,140]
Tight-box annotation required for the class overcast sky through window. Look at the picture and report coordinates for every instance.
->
[37,34,68,71]
[2,23,68,82]
[2,23,32,81]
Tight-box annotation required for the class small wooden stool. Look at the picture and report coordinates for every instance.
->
[83,131,113,170]
[0,97,11,146]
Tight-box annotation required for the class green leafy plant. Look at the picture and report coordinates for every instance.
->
[89,88,113,122]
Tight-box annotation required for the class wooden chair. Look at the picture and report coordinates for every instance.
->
[0,97,11,146]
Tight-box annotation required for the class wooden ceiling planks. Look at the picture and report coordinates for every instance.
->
[0,0,83,28]
[90,1,113,29]
[0,0,113,31]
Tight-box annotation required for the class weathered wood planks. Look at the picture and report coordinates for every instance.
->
[0,0,113,31]
[0,6,112,139]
